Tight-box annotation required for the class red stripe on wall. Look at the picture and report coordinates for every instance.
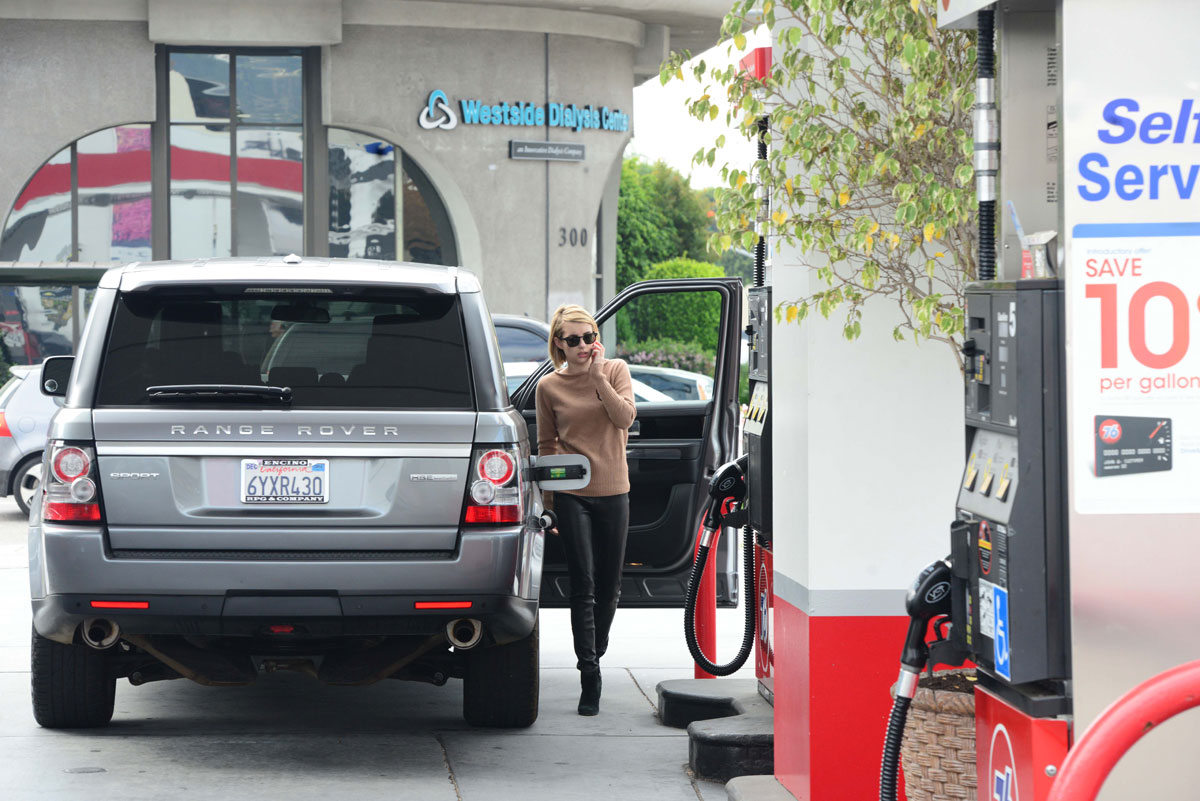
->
[14,148,301,211]
[774,597,914,800]
[169,147,301,193]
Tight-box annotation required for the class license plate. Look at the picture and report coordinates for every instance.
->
[241,458,330,504]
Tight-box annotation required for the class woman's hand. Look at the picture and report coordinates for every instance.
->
[586,339,606,383]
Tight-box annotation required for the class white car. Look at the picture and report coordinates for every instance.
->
[492,316,714,403]
[626,364,714,401]
[503,361,674,403]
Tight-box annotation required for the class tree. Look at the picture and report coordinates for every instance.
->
[616,157,713,290]
[616,159,674,289]
[632,258,725,351]
[662,0,978,370]
[636,160,711,264]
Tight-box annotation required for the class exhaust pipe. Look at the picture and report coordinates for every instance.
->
[81,618,120,650]
[445,618,483,650]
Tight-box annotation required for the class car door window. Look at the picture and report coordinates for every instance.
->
[607,290,720,402]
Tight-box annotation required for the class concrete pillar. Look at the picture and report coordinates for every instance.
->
[768,254,963,798]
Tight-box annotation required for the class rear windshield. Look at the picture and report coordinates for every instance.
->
[96,287,474,409]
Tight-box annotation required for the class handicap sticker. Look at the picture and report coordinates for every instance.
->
[993,585,1011,681]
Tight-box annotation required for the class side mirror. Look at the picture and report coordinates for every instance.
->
[530,454,591,492]
[40,356,74,397]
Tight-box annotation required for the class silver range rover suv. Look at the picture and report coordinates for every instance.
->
[27,258,587,729]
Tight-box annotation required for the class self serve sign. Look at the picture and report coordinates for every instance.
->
[1077,99,1200,202]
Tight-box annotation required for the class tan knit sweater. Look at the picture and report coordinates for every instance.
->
[535,358,636,497]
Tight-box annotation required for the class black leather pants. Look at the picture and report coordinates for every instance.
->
[555,492,630,673]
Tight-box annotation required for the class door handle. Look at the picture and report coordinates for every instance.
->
[629,420,641,437]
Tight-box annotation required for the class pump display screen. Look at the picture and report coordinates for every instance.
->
[1093,415,1172,477]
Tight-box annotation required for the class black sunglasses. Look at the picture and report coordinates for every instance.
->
[559,331,598,347]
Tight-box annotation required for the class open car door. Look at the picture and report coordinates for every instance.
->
[512,277,743,608]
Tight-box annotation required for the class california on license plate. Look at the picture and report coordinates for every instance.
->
[241,458,330,503]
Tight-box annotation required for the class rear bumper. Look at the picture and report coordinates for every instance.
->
[33,591,537,645]
[29,521,544,645]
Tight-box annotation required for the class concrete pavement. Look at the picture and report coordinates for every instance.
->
[0,497,755,801]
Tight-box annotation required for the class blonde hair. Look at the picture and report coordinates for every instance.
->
[548,304,598,370]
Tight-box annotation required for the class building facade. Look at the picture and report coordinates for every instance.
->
[0,0,724,364]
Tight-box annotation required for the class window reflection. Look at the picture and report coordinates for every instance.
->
[169,52,231,123]
[402,154,457,265]
[77,125,152,262]
[170,125,232,258]
[0,147,72,262]
[236,127,303,256]
[235,55,303,124]
[326,130,457,265]
[0,285,85,367]
[328,129,396,260]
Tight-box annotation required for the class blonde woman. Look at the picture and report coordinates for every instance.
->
[535,304,636,715]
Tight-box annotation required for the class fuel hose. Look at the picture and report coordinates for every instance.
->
[880,667,920,801]
[683,509,756,676]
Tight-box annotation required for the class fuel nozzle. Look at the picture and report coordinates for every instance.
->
[897,559,954,689]
[699,455,748,547]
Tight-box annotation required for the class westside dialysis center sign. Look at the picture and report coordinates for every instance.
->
[419,89,629,133]
[1065,4,1200,513]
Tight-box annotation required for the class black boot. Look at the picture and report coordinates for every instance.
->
[578,668,601,716]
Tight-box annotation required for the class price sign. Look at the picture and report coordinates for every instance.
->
[1062,14,1200,511]
[1070,226,1200,512]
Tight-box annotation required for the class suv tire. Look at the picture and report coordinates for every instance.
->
[12,453,42,517]
[31,627,116,728]
[462,619,539,728]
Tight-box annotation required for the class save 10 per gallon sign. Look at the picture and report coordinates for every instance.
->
[1068,91,1200,513]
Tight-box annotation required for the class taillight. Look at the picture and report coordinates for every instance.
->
[463,446,523,525]
[52,447,90,482]
[0,412,11,438]
[477,449,515,485]
[43,440,102,523]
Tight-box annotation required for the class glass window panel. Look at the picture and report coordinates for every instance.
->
[169,52,231,123]
[77,125,152,263]
[236,54,303,124]
[401,154,457,265]
[0,285,83,367]
[170,125,232,259]
[235,126,303,256]
[96,289,474,409]
[495,325,548,363]
[327,128,396,260]
[609,291,720,402]
[0,147,72,262]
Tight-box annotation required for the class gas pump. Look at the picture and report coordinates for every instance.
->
[952,278,1073,798]
[682,286,774,684]
[883,283,1073,801]
[745,285,774,700]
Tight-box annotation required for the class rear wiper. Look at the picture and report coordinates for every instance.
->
[145,384,293,403]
